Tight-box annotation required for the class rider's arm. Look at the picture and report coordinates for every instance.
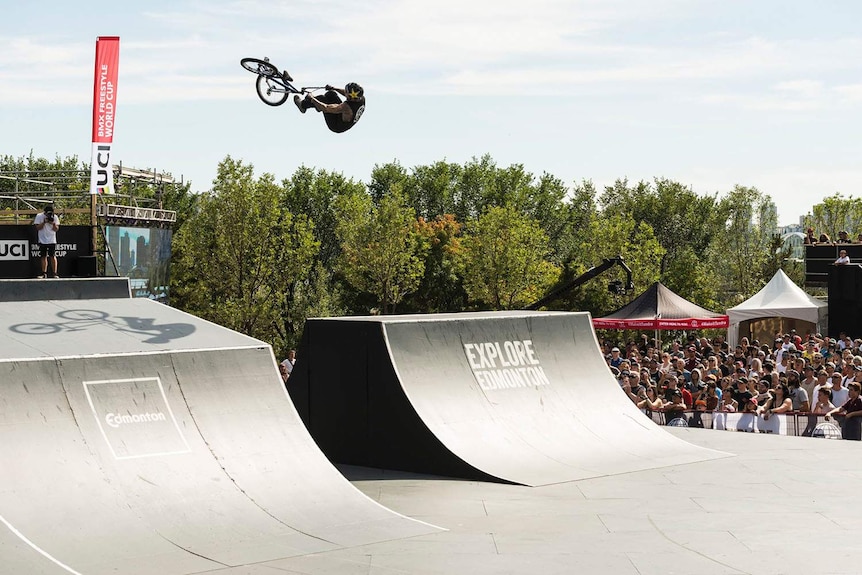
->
[307,95,351,116]
[325,84,347,97]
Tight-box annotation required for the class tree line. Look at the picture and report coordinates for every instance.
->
[1,151,844,361]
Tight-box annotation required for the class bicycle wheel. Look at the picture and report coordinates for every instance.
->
[240,57,279,78]
[59,309,109,321]
[256,74,290,106]
[10,323,61,335]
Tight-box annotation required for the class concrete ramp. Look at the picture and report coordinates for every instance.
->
[0,298,439,575]
[0,277,132,301]
[290,311,729,486]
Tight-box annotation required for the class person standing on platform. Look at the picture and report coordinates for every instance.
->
[33,204,60,278]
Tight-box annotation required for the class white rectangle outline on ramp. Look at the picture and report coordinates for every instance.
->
[83,376,192,460]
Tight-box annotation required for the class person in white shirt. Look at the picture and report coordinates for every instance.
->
[280,349,296,376]
[829,373,849,407]
[835,249,850,265]
[32,204,60,278]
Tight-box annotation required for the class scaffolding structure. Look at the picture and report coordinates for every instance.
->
[0,163,180,225]
[0,164,181,276]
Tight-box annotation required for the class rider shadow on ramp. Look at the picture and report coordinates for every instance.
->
[9,309,196,344]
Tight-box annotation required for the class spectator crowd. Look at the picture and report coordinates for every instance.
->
[603,331,862,440]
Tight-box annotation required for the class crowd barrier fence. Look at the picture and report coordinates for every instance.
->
[646,409,860,440]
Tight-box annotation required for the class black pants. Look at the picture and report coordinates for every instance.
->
[302,91,354,133]
[37,243,57,257]
[300,90,341,111]
[841,415,862,440]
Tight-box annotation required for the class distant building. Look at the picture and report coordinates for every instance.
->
[779,224,805,261]
[136,235,148,268]
[120,231,131,271]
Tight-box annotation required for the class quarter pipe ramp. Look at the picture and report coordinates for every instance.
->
[290,311,729,486]
[0,295,439,574]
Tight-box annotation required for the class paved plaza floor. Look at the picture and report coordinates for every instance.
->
[257,428,861,575]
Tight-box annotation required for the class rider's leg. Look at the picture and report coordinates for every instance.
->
[295,94,321,113]
[320,91,342,105]
[37,244,47,278]
[46,245,58,277]
[305,91,341,114]
[294,95,307,113]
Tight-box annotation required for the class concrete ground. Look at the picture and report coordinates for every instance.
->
[251,429,862,575]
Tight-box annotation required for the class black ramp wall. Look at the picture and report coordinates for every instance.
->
[293,318,497,482]
[293,311,728,487]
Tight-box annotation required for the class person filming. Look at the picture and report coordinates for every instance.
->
[33,204,60,278]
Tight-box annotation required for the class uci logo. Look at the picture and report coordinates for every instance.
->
[0,240,28,260]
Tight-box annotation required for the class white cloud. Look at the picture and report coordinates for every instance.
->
[834,83,862,103]
[2,1,862,107]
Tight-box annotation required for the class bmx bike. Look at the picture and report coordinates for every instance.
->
[11,309,113,335]
[240,57,324,107]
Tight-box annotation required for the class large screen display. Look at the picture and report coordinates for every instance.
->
[105,226,172,302]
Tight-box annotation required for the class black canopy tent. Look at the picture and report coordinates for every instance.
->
[593,282,728,348]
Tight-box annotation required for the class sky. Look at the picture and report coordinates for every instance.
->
[2,0,862,226]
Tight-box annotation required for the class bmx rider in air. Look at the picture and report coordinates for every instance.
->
[294,82,366,134]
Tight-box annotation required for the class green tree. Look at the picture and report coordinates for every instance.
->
[806,193,862,240]
[334,186,429,314]
[0,153,87,195]
[599,178,724,276]
[405,214,467,312]
[397,160,461,219]
[282,166,366,269]
[269,213,327,354]
[367,161,410,205]
[562,212,665,316]
[708,185,778,304]
[460,205,560,310]
[172,157,319,348]
[0,153,90,224]
[662,246,720,311]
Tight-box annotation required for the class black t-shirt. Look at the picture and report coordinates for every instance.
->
[323,96,366,133]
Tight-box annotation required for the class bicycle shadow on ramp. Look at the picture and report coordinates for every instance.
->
[9,309,196,344]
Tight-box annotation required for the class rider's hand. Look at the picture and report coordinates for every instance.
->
[325,84,334,91]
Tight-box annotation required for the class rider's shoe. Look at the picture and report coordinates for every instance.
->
[283,70,293,82]
[36,273,46,279]
[294,95,306,113]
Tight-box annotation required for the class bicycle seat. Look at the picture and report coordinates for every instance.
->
[283,70,293,82]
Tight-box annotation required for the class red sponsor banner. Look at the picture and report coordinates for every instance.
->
[89,36,120,194]
[592,316,729,330]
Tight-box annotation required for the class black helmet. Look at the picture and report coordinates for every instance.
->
[345,82,364,100]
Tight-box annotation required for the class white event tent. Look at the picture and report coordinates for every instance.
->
[726,270,828,348]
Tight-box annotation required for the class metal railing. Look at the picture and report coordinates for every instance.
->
[646,409,859,440]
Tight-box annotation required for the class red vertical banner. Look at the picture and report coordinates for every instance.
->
[89,36,120,195]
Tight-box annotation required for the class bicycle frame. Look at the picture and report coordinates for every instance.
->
[256,75,325,107]
[242,57,326,107]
